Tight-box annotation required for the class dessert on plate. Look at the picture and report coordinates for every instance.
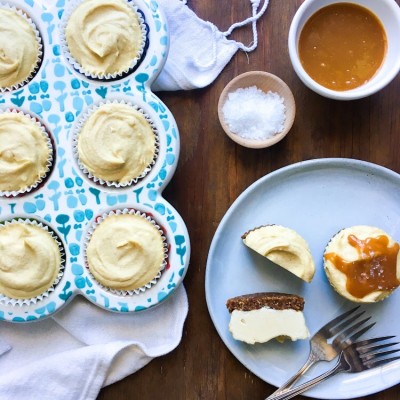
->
[0,221,63,300]
[86,211,167,292]
[242,225,315,282]
[324,225,400,303]
[226,292,309,344]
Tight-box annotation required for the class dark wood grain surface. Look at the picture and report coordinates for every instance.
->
[98,1,400,399]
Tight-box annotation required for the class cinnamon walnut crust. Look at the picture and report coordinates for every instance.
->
[226,292,304,313]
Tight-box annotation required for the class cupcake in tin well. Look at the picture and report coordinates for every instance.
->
[85,209,168,294]
[0,110,53,196]
[0,219,65,303]
[63,0,147,79]
[0,5,42,91]
[74,102,158,187]
[324,226,400,303]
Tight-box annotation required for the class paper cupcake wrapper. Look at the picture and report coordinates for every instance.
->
[83,208,168,296]
[241,224,277,239]
[0,109,54,197]
[60,0,148,80]
[0,218,66,306]
[72,99,159,188]
[0,2,43,92]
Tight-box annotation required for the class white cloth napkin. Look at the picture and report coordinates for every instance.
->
[153,0,269,91]
[0,286,188,400]
[0,1,269,399]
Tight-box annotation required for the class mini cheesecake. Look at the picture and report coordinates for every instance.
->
[226,292,309,344]
[324,226,400,303]
[242,225,315,282]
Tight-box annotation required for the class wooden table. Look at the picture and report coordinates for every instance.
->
[99,1,400,399]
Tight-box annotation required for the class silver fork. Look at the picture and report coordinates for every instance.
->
[268,306,374,398]
[266,336,400,400]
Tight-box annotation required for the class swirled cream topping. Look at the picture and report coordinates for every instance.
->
[324,226,400,303]
[65,0,143,75]
[242,225,315,282]
[0,223,61,299]
[0,9,40,88]
[0,113,51,192]
[78,103,156,183]
[87,214,165,290]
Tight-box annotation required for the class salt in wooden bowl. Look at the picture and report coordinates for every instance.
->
[218,71,296,149]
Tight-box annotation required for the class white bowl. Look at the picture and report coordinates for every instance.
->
[288,0,400,100]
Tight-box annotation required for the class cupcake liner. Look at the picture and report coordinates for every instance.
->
[241,224,276,239]
[0,218,66,306]
[0,108,54,197]
[0,2,43,92]
[60,0,148,81]
[72,100,159,188]
[83,208,168,296]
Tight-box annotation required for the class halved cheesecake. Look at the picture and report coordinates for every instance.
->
[226,292,309,344]
[242,225,315,282]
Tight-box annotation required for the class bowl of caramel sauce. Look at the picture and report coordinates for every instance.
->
[288,0,400,100]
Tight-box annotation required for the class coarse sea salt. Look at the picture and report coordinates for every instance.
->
[222,86,286,140]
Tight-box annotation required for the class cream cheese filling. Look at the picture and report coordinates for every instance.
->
[87,214,164,290]
[229,308,309,344]
[243,225,315,282]
[0,223,61,299]
[0,9,39,88]
[0,113,50,192]
[65,0,143,75]
[78,103,156,183]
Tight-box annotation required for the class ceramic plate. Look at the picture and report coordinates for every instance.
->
[205,158,400,399]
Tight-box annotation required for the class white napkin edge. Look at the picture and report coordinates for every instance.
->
[0,285,188,399]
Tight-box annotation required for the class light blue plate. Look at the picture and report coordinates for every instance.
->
[206,158,400,399]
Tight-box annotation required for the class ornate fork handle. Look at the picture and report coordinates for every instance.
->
[266,357,344,400]
[268,351,319,397]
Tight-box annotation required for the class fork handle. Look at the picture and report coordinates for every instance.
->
[268,353,317,397]
[265,360,344,400]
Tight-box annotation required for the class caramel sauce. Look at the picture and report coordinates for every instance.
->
[325,234,399,298]
[298,3,387,91]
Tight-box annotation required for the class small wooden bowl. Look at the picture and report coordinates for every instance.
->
[218,71,296,149]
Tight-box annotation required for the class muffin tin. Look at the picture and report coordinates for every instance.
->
[0,0,190,322]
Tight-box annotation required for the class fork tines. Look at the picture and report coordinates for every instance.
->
[321,306,362,334]
[356,336,400,369]
[326,306,365,336]
[332,317,376,348]
[321,306,375,346]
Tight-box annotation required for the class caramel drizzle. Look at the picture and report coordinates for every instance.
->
[325,234,399,298]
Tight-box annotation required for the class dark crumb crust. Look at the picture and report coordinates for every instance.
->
[241,224,275,240]
[226,292,305,313]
